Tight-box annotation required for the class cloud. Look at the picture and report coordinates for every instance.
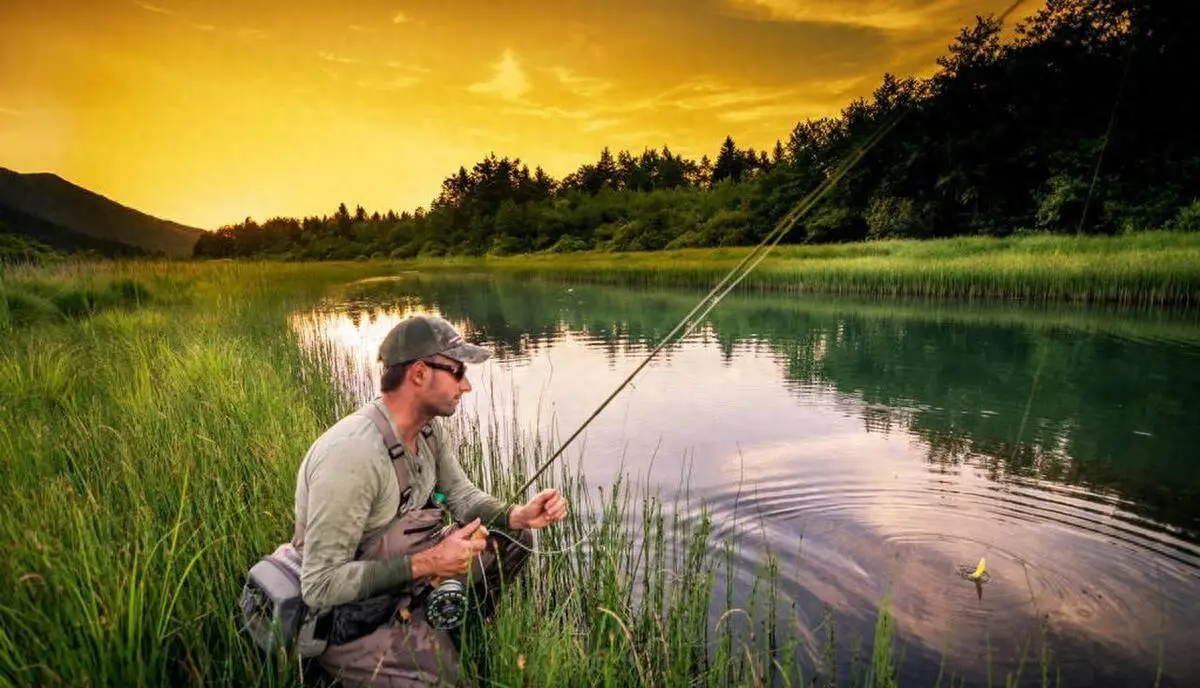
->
[357,75,422,91]
[318,51,359,64]
[674,82,791,111]
[392,11,410,24]
[500,103,592,120]
[0,107,22,117]
[384,61,431,73]
[349,24,374,33]
[724,0,968,31]
[548,67,614,99]
[191,23,216,31]
[467,50,530,101]
[583,119,621,132]
[234,28,269,39]
[614,76,792,117]
[133,1,171,13]
[718,101,829,123]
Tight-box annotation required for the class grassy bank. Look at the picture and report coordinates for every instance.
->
[401,231,1200,307]
[0,261,1073,686]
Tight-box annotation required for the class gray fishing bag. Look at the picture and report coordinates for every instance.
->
[239,542,330,657]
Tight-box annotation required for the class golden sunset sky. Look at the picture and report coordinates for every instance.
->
[1,0,1038,229]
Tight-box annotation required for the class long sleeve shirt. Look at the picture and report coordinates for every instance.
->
[291,407,509,610]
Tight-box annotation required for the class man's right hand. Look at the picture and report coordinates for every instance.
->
[410,518,488,580]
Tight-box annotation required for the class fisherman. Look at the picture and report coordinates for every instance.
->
[292,313,569,686]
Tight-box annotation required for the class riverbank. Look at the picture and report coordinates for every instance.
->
[401,230,1200,307]
[0,261,889,687]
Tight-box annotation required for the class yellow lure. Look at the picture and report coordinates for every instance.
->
[968,557,986,581]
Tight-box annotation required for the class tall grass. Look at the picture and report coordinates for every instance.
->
[0,260,1085,687]
[404,231,1200,307]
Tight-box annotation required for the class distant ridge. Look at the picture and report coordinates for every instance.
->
[0,167,205,257]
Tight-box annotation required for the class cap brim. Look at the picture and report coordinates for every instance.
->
[443,342,491,364]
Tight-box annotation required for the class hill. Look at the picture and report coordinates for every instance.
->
[0,167,204,257]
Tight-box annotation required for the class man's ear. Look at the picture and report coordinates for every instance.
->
[407,361,424,387]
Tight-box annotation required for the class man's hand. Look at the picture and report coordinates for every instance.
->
[411,519,488,579]
[509,488,569,530]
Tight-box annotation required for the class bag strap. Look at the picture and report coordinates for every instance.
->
[355,399,411,499]
[355,399,442,504]
[359,398,405,460]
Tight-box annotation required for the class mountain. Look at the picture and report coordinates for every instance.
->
[0,167,205,257]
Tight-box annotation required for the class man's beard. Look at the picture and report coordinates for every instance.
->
[421,398,458,418]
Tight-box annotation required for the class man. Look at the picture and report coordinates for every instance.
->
[291,313,568,686]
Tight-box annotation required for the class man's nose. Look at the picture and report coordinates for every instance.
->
[460,376,472,393]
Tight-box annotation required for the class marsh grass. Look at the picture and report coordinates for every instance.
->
[0,260,1122,686]
[404,230,1200,307]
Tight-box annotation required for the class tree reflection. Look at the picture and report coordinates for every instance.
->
[332,274,1200,538]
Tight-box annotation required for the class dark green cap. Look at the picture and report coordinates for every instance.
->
[378,314,491,367]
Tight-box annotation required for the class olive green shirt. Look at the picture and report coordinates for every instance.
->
[292,406,508,609]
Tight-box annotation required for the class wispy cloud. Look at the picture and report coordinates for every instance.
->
[349,24,374,33]
[673,79,792,111]
[467,50,530,101]
[724,0,963,31]
[385,61,431,73]
[392,11,410,24]
[500,103,592,120]
[719,102,828,123]
[234,27,269,39]
[191,22,216,31]
[613,76,789,117]
[318,51,359,64]
[548,67,613,99]
[583,119,620,132]
[133,1,171,14]
[357,75,422,91]
[0,106,22,117]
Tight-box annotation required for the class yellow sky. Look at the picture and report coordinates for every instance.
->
[0,0,1039,229]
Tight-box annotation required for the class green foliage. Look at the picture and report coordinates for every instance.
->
[0,231,63,265]
[0,276,156,328]
[866,194,928,239]
[1168,200,1200,231]
[1035,175,1089,231]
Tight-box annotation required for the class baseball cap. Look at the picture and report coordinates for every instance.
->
[378,314,491,367]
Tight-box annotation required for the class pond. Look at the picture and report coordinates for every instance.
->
[290,272,1200,687]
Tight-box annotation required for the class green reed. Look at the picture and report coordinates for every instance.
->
[404,230,1200,307]
[0,260,1110,687]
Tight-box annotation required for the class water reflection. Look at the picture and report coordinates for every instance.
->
[291,274,1200,687]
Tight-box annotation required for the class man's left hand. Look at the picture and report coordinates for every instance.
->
[509,488,569,530]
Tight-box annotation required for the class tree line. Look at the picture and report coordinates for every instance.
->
[195,0,1200,261]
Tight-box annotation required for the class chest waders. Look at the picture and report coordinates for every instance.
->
[354,399,471,633]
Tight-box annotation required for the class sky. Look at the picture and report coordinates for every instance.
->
[0,0,1040,230]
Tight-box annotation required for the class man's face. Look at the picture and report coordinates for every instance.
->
[418,354,471,417]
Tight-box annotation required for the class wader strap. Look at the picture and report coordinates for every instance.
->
[359,399,405,461]
[353,398,440,509]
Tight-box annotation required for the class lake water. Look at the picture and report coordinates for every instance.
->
[291,272,1200,687]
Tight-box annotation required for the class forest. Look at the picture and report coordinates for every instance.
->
[193,1,1200,261]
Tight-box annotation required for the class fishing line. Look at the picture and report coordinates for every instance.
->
[1077,26,1136,235]
[509,111,904,501]
[486,524,599,555]
[508,0,1033,524]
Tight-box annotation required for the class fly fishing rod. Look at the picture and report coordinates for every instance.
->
[507,114,903,502]
[509,0,1034,502]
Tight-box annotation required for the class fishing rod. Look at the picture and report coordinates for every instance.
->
[508,116,902,501]
[509,0,1032,503]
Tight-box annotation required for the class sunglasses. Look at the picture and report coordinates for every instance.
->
[420,358,467,381]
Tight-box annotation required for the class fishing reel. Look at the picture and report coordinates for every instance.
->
[425,578,469,631]
[424,502,487,632]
